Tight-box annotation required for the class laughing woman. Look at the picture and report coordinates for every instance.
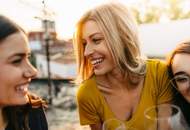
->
[0,15,48,130]
[73,2,173,130]
[167,41,190,126]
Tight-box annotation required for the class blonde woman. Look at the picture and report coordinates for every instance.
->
[73,2,172,130]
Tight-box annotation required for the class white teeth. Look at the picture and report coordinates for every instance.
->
[91,58,103,65]
[16,85,28,92]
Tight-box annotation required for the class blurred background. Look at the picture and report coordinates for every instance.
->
[0,0,190,130]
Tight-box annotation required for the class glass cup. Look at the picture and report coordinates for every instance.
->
[144,104,189,130]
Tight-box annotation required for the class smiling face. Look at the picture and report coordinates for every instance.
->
[0,32,37,107]
[82,20,116,75]
[172,53,190,102]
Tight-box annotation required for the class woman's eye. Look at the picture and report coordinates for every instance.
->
[175,77,189,83]
[92,38,102,44]
[12,59,22,64]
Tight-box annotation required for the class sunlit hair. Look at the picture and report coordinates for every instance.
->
[73,2,146,83]
[167,40,190,78]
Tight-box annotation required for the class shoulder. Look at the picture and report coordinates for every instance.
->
[77,76,97,97]
[6,105,48,130]
[77,76,100,103]
[29,106,46,116]
[146,59,168,74]
[145,59,173,103]
[145,59,170,90]
[28,107,48,130]
[147,59,167,69]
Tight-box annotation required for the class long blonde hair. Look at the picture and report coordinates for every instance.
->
[73,2,146,83]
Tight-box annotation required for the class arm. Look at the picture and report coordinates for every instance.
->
[90,123,102,130]
[76,80,102,128]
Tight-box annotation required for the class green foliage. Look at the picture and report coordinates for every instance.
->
[130,0,190,24]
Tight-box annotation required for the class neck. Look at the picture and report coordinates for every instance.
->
[0,108,7,130]
[96,71,127,90]
[109,67,124,80]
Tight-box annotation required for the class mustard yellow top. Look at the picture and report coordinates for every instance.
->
[76,59,173,130]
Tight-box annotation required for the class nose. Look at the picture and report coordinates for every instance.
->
[84,43,94,57]
[24,63,38,79]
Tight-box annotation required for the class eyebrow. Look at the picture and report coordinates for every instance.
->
[174,71,188,77]
[8,52,31,59]
[82,33,103,42]
[89,32,103,39]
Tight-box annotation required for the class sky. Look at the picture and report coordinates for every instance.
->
[1,0,190,56]
[0,0,140,39]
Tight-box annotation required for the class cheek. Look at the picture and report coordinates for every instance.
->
[0,76,12,105]
[107,53,115,65]
[0,73,15,94]
[0,71,10,84]
[0,67,22,84]
[178,86,190,96]
[102,47,114,62]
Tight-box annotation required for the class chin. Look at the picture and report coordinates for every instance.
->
[94,68,114,75]
[94,70,107,75]
[185,97,190,103]
[13,95,29,105]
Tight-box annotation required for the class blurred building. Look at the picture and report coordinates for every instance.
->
[28,20,76,79]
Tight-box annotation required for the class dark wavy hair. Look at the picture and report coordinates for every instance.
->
[166,41,190,126]
[0,15,47,130]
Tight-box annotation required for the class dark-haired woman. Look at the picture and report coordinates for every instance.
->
[167,41,190,127]
[0,15,48,130]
